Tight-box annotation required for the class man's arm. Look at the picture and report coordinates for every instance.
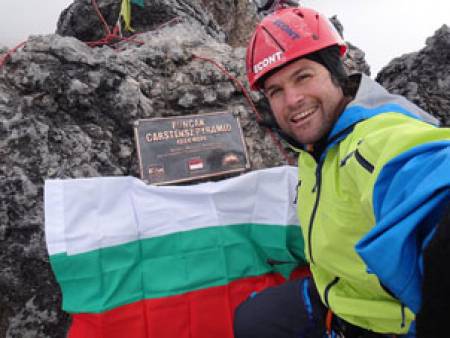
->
[355,141,450,313]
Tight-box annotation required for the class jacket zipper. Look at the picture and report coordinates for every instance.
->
[324,277,340,307]
[339,151,355,167]
[307,161,323,264]
[354,149,374,173]
[400,303,406,328]
[306,125,356,265]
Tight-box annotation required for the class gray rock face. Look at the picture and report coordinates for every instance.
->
[1,18,288,338]
[376,25,450,126]
[197,0,260,47]
[1,2,446,337]
[329,16,371,76]
[344,41,371,76]
[56,0,225,43]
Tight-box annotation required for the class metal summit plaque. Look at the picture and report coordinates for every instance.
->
[134,111,250,185]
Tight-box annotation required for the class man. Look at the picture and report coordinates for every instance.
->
[234,6,450,338]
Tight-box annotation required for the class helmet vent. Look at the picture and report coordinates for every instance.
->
[262,26,286,52]
[315,14,320,40]
[294,9,304,18]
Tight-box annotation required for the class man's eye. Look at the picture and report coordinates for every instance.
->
[296,73,311,82]
[267,88,281,98]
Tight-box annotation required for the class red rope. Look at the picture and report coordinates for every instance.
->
[91,0,111,36]
[0,0,117,67]
[112,17,181,51]
[192,55,295,165]
[0,2,179,67]
[0,41,26,68]
[87,0,180,49]
[86,0,144,48]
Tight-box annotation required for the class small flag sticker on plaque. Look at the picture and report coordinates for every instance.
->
[188,158,204,171]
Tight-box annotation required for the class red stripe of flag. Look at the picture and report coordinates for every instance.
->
[68,267,310,338]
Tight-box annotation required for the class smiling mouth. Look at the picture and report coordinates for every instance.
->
[290,107,316,123]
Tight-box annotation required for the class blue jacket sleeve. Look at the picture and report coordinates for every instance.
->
[355,141,450,313]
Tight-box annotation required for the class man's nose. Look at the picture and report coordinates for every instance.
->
[284,87,304,108]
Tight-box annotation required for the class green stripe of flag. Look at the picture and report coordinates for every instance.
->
[50,223,305,313]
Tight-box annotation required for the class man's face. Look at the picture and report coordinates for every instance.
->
[263,57,347,145]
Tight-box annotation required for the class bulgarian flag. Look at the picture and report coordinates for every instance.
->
[45,166,307,338]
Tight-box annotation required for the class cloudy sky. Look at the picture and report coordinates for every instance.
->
[1,1,72,46]
[301,0,450,75]
[1,1,449,75]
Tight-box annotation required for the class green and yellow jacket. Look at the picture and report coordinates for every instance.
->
[295,74,450,334]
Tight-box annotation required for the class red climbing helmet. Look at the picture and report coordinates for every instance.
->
[246,7,347,90]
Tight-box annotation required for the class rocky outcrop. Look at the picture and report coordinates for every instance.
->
[328,16,370,76]
[1,1,447,337]
[56,0,370,71]
[344,41,371,76]
[197,0,260,47]
[56,0,225,42]
[376,25,450,126]
[0,17,287,338]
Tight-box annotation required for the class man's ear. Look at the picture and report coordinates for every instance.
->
[416,200,450,338]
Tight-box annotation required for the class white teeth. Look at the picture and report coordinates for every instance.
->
[291,108,315,122]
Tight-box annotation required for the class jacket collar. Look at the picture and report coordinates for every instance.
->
[325,73,439,152]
